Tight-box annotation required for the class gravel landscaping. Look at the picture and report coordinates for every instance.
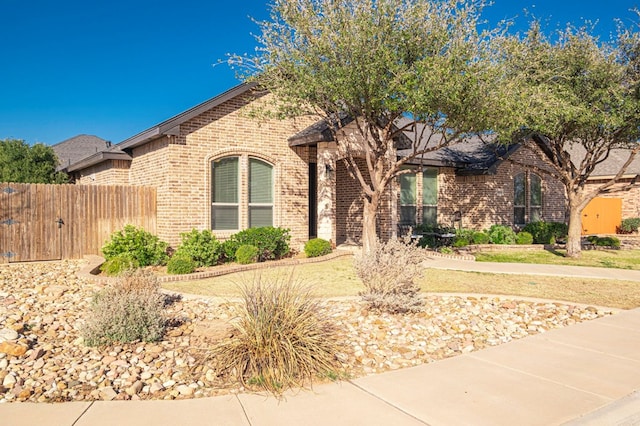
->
[0,260,613,403]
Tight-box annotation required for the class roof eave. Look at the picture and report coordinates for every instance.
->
[66,151,132,172]
[118,82,258,151]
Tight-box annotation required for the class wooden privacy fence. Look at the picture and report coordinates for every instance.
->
[0,183,156,263]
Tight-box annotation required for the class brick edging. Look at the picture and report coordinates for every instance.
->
[79,250,354,284]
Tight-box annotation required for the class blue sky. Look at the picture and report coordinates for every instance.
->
[0,0,638,145]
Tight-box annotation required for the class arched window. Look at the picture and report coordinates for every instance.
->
[211,156,274,231]
[514,172,542,225]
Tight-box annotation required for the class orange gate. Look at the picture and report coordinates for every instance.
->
[582,197,622,235]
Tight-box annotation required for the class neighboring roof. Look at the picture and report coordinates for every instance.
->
[52,134,112,171]
[562,142,640,178]
[66,147,132,172]
[117,82,258,151]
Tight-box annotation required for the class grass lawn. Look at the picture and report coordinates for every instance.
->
[474,249,640,270]
[162,255,640,310]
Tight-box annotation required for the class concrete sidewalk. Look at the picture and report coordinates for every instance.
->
[2,307,639,426]
[425,255,640,282]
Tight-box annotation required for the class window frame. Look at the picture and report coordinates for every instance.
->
[211,156,240,231]
[513,172,543,226]
[210,155,275,232]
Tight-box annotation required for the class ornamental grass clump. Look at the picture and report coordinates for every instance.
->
[210,273,341,396]
[354,237,425,314]
[82,270,166,346]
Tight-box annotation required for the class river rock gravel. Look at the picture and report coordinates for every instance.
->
[0,260,612,403]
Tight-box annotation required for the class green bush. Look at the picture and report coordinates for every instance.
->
[82,270,166,346]
[167,253,197,275]
[236,245,260,264]
[472,231,490,244]
[452,228,474,247]
[101,225,168,266]
[487,225,517,245]
[522,221,568,244]
[620,218,640,233]
[515,231,534,245]
[222,227,291,262]
[587,235,621,248]
[210,274,340,396]
[304,238,332,258]
[174,229,221,267]
[100,253,139,276]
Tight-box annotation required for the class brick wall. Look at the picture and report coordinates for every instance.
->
[125,93,317,249]
[444,146,567,230]
[74,160,131,185]
[585,178,640,219]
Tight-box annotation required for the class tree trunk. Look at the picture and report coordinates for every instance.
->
[361,196,379,254]
[565,195,585,258]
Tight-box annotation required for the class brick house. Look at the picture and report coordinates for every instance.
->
[63,83,640,249]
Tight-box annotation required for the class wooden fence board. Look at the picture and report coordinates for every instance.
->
[0,183,156,262]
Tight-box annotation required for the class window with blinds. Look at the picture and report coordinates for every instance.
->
[422,168,438,226]
[211,156,274,231]
[249,158,273,227]
[399,172,417,225]
[211,157,239,230]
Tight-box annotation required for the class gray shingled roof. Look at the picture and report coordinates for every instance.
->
[51,134,113,171]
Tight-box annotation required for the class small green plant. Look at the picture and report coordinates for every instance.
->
[82,270,166,346]
[100,253,139,276]
[522,221,568,244]
[167,253,197,275]
[620,218,640,233]
[516,231,534,245]
[210,273,340,396]
[472,231,490,244]
[453,228,474,247]
[304,238,332,258]
[354,237,425,313]
[487,225,517,245]
[236,244,260,264]
[173,229,221,267]
[222,227,291,262]
[101,225,168,266]
[587,235,621,248]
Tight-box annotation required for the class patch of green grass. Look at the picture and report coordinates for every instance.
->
[474,249,640,271]
[161,256,640,310]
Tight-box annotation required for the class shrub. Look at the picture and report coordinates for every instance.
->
[173,229,221,267]
[101,225,168,266]
[304,238,332,258]
[354,237,425,314]
[452,229,474,247]
[210,274,340,396]
[167,253,197,275]
[100,253,139,276]
[236,245,260,264]
[472,231,490,244]
[487,225,517,245]
[222,227,291,262]
[620,218,640,233]
[587,235,621,248]
[82,270,166,346]
[522,221,568,244]
[515,231,534,245]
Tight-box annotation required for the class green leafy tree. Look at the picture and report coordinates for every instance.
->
[233,0,501,253]
[492,23,640,258]
[0,138,68,183]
